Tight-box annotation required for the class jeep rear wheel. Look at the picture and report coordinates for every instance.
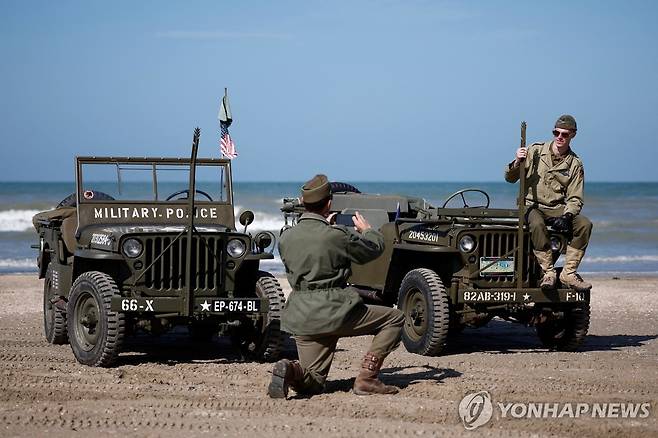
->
[536,303,590,351]
[330,182,361,194]
[234,271,285,361]
[43,266,68,344]
[67,272,125,367]
[398,268,450,356]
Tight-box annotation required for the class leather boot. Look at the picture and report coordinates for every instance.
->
[533,249,557,290]
[353,352,399,396]
[559,246,592,292]
[267,359,304,399]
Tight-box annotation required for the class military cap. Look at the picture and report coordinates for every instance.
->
[555,114,577,131]
[301,174,331,204]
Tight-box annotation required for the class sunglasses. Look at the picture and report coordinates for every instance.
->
[552,130,572,139]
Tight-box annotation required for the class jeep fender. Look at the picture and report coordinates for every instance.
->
[72,250,124,284]
[382,243,462,304]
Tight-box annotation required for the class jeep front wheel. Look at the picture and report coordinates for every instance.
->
[234,271,285,361]
[67,272,125,367]
[536,303,590,351]
[43,266,68,344]
[397,268,450,356]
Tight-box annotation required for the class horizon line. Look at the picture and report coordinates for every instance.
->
[2,180,658,184]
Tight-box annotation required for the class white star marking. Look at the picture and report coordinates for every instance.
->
[523,293,531,301]
[200,300,211,311]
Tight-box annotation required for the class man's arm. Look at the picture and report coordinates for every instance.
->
[505,160,521,183]
[340,211,385,264]
[345,228,385,264]
[504,146,529,183]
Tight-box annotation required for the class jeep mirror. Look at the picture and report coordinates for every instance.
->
[239,210,255,227]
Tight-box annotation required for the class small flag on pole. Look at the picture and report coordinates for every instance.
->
[395,202,401,221]
[220,124,237,159]
[218,88,238,159]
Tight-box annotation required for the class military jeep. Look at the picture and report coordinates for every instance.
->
[33,129,284,367]
[281,184,590,356]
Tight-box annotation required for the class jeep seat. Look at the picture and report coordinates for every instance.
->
[32,207,78,253]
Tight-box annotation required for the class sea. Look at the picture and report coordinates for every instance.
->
[2,181,657,276]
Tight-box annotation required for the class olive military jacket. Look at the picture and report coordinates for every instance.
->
[278,213,385,336]
[504,141,585,216]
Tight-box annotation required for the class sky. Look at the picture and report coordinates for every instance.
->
[1,0,657,182]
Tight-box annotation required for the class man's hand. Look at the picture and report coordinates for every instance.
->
[513,147,528,166]
[549,213,573,233]
[352,211,372,233]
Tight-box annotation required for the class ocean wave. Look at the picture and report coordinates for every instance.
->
[0,209,41,232]
[585,255,658,263]
[0,258,35,269]
[234,205,284,232]
[580,271,658,277]
[594,219,658,229]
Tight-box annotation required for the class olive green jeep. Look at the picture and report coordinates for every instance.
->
[33,129,284,366]
[281,184,590,356]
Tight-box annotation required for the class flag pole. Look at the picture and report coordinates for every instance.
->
[220,105,224,202]
[219,88,228,201]
[218,87,236,203]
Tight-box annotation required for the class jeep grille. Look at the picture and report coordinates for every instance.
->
[143,235,224,291]
[476,231,537,285]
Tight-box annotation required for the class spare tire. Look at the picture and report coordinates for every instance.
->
[57,191,115,208]
[330,182,360,194]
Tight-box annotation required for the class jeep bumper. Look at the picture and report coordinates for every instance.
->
[458,288,589,304]
[110,296,269,314]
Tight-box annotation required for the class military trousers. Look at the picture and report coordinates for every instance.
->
[293,304,404,395]
[527,207,592,251]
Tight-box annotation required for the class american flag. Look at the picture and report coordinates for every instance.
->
[220,122,238,159]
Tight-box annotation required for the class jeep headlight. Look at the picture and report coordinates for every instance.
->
[227,238,246,258]
[550,236,562,252]
[122,238,143,258]
[459,235,476,253]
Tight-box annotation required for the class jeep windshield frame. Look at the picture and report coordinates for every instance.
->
[75,157,235,229]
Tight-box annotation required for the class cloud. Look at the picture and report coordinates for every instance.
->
[154,31,292,40]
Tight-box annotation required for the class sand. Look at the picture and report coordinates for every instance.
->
[0,273,656,437]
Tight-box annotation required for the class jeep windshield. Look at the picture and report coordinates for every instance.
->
[75,157,235,228]
[77,158,231,204]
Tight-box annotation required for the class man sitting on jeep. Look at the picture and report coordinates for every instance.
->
[505,114,593,292]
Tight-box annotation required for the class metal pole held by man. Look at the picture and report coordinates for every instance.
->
[516,121,526,289]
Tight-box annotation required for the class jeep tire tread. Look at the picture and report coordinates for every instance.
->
[43,266,68,345]
[56,190,115,208]
[330,182,361,194]
[237,271,286,361]
[397,268,450,356]
[67,271,125,367]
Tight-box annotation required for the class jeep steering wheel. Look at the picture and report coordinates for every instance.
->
[442,188,490,208]
[165,189,214,202]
